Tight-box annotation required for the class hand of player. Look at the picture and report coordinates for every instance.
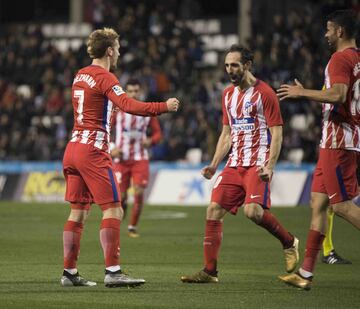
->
[276,78,304,101]
[111,147,123,160]
[142,137,152,148]
[166,98,180,112]
[257,165,273,182]
[201,166,216,180]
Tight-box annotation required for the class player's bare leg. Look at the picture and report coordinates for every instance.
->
[331,200,360,230]
[61,203,96,286]
[128,185,145,238]
[100,202,145,287]
[120,192,128,219]
[279,192,328,290]
[243,203,299,273]
[181,202,226,283]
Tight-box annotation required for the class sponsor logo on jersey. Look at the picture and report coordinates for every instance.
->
[112,85,125,96]
[232,117,255,132]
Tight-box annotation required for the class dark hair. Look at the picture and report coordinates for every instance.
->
[227,44,254,64]
[126,78,141,88]
[326,9,358,39]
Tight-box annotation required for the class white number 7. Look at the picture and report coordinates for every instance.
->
[74,90,85,125]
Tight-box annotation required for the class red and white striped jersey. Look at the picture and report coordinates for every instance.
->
[70,65,167,153]
[320,48,360,150]
[222,80,283,167]
[114,112,162,161]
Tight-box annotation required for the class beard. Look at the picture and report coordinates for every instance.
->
[229,72,243,86]
[327,38,338,52]
[110,58,119,72]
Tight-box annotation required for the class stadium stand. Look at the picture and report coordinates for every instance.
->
[0,0,359,162]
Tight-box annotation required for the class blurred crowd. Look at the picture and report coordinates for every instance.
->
[0,0,359,163]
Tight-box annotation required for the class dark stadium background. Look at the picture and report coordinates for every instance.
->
[1,1,360,308]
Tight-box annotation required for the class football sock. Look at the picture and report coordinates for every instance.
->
[63,220,83,269]
[64,268,78,275]
[298,268,313,279]
[258,210,294,248]
[106,265,121,273]
[100,218,121,267]
[130,193,144,227]
[323,209,334,256]
[203,220,223,275]
[302,229,325,273]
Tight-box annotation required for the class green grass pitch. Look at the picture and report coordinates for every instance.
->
[0,202,359,309]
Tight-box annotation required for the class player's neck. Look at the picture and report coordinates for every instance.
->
[92,58,110,71]
[336,39,357,52]
[237,72,257,92]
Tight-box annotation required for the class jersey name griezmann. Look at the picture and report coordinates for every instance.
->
[73,74,96,88]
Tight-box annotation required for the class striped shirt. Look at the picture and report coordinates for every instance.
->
[114,112,162,161]
[222,80,283,167]
[69,65,167,153]
[320,48,360,150]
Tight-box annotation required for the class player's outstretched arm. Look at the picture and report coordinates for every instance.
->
[258,125,282,182]
[277,79,348,104]
[108,91,180,116]
[201,125,231,180]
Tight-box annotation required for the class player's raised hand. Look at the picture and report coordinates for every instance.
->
[257,165,273,182]
[166,98,180,112]
[201,166,216,179]
[277,78,304,101]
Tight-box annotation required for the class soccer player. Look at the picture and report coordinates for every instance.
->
[111,78,162,238]
[277,10,360,290]
[181,44,299,284]
[61,28,179,287]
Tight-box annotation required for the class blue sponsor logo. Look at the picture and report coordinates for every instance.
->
[233,117,255,125]
[232,117,255,131]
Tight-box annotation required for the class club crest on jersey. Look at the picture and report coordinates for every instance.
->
[112,85,125,96]
[244,101,255,115]
[232,117,255,132]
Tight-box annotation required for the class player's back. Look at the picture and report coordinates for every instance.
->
[71,65,119,152]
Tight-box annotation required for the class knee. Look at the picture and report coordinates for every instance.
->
[243,204,263,223]
[103,203,124,220]
[69,209,89,224]
[134,185,144,196]
[206,203,224,220]
[331,202,349,217]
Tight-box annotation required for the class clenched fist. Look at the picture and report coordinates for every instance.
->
[201,166,216,180]
[166,98,180,112]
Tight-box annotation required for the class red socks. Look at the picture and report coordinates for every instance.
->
[63,221,83,269]
[130,193,144,227]
[203,220,223,275]
[302,229,325,273]
[100,218,121,267]
[258,210,294,249]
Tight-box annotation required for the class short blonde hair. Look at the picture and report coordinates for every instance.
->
[86,27,119,59]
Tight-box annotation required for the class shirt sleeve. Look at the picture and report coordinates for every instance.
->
[328,52,351,86]
[149,117,162,144]
[222,91,230,125]
[263,88,283,127]
[99,71,168,116]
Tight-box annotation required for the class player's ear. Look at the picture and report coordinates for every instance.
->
[244,60,252,71]
[337,26,344,38]
[107,46,114,57]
